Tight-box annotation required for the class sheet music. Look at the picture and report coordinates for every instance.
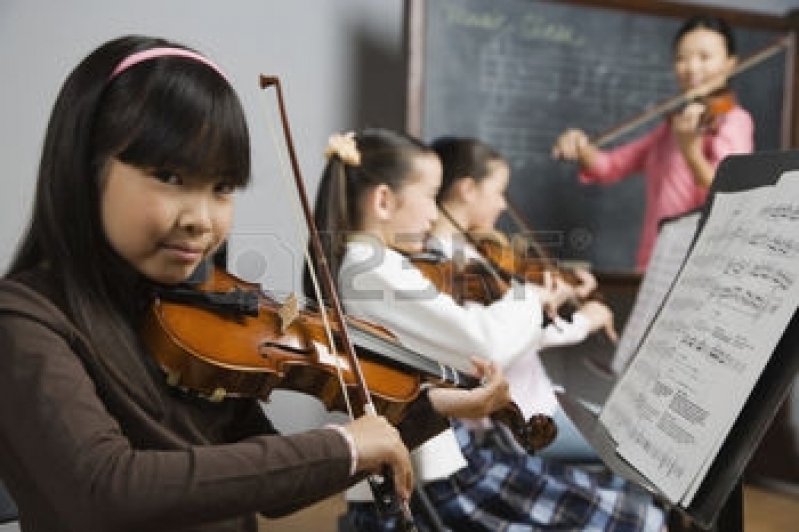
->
[599,171,799,505]
[610,212,701,375]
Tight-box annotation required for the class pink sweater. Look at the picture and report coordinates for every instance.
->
[579,105,753,270]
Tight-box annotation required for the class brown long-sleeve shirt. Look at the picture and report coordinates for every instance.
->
[0,269,446,531]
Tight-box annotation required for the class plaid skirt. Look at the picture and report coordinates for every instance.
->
[348,421,666,532]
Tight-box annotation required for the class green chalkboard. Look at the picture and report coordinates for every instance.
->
[409,0,793,271]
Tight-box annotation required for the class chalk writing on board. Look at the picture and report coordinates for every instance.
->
[418,0,788,271]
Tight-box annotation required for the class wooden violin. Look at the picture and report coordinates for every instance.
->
[501,201,603,304]
[692,87,737,132]
[469,229,566,286]
[408,250,510,306]
[142,265,557,453]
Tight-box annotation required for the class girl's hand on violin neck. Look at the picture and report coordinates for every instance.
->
[551,128,595,166]
[578,300,619,343]
[535,272,577,315]
[570,267,598,299]
[428,359,511,418]
[346,415,414,501]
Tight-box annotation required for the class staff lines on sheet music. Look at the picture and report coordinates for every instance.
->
[677,331,747,374]
[746,231,799,258]
[625,417,686,481]
[724,258,795,291]
[759,202,799,221]
[711,284,778,318]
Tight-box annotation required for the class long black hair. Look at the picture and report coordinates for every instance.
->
[674,15,737,56]
[6,35,251,405]
[430,136,504,205]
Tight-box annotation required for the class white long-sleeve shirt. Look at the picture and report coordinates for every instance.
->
[339,237,592,488]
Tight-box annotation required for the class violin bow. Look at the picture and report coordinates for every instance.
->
[437,205,512,286]
[504,198,558,268]
[258,76,418,531]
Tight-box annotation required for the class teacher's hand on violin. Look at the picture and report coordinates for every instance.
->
[345,415,414,501]
[428,358,511,419]
[671,101,706,152]
[551,128,598,168]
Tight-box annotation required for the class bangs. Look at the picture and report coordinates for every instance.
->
[100,64,251,187]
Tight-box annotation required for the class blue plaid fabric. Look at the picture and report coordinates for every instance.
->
[348,421,666,532]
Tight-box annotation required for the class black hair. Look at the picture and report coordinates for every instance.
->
[430,136,505,204]
[6,35,251,407]
[674,15,737,56]
[305,128,433,298]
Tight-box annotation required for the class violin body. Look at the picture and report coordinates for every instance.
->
[469,229,602,304]
[470,231,549,285]
[142,266,556,452]
[409,251,508,305]
[143,267,421,422]
[695,87,737,133]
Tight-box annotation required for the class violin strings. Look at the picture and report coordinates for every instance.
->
[438,205,507,285]
[257,85,356,420]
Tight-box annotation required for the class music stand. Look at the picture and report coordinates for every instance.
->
[560,149,799,530]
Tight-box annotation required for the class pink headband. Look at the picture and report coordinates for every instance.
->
[109,47,229,82]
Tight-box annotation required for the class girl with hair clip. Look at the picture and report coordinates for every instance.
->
[552,14,753,271]
[0,36,512,532]
[310,128,666,532]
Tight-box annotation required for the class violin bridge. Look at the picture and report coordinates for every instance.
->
[208,387,227,403]
[278,292,300,333]
[165,368,181,387]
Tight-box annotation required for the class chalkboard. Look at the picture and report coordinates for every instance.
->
[408,0,794,271]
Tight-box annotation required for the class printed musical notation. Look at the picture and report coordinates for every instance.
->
[609,213,700,375]
[760,202,799,221]
[748,231,799,257]
[599,170,799,505]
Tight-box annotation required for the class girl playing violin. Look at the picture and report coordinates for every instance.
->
[0,36,511,532]
[311,128,666,532]
[552,15,753,271]
[430,135,617,459]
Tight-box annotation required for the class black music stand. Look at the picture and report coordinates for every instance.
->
[560,149,799,531]
[0,481,17,524]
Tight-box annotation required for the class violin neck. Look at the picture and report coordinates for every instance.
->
[347,320,480,388]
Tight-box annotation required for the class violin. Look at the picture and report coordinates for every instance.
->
[469,230,563,285]
[141,265,557,453]
[409,250,510,306]
[408,239,582,335]
[693,87,737,132]
[500,202,604,305]
[432,205,596,310]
